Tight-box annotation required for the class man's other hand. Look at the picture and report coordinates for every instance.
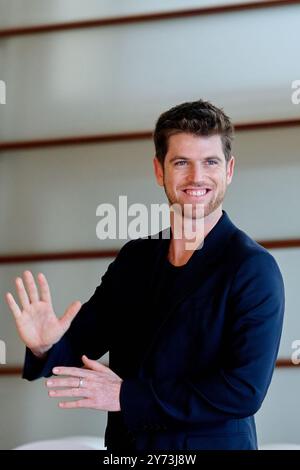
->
[46,355,123,412]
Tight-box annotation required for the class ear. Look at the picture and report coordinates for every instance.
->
[153,157,164,187]
[226,156,235,185]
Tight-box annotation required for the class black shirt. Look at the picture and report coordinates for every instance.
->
[151,255,189,324]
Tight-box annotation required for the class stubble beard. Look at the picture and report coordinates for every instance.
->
[164,184,226,220]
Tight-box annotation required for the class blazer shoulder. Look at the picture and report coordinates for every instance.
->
[228,228,284,289]
[118,237,151,253]
[229,227,274,262]
[115,236,159,262]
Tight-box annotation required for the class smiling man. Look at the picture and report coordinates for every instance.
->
[6,99,284,451]
[153,128,234,265]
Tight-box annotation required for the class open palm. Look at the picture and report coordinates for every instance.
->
[5,271,81,356]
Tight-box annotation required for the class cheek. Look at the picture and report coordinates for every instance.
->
[214,171,227,185]
[164,169,185,192]
[164,172,175,187]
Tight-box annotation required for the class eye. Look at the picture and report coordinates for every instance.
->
[174,160,188,166]
[206,160,218,166]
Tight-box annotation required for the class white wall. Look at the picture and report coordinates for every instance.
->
[0,1,300,449]
[1,5,300,141]
[256,369,300,446]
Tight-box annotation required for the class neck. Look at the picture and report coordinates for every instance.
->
[168,206,223,266]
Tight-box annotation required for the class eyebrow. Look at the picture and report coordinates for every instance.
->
[169,156,223,163]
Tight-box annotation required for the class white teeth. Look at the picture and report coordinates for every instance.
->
[185,189,207,196]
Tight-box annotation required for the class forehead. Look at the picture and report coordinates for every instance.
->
[166,133,224,159]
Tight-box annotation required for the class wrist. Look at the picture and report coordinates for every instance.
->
[30,345,51,358]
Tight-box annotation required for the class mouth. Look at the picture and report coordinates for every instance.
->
[182,188,211,198]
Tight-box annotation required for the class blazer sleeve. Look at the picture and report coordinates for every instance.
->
[120,252,285,431]
[23,252,121,381]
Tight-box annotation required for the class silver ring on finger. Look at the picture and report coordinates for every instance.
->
[78,377,84,388]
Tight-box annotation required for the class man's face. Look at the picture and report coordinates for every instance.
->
[153,132,235,219]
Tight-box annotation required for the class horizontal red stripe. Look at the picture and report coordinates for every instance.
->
[0,238,299,265]
[1,118,299,152]
[0,1,299,37]
[0,358,296,375]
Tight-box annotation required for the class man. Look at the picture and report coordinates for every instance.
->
[6,100,284,451]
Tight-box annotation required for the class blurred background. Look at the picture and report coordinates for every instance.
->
[0,0,300,450]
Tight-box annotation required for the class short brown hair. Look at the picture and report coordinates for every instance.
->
[153,99,234,165]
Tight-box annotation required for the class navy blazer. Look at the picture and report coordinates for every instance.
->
[23,211,284,451]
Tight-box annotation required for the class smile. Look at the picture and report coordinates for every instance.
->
[183,189,211,197]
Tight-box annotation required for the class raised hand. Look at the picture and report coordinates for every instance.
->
[5,271,81,357]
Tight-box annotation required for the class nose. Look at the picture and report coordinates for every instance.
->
[189,161,206,182]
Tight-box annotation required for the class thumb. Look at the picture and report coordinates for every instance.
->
[82,355,107,372]
[61,300,81,330]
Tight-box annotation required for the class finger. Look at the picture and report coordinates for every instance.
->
[60,301,81,330]
[82,355,109,372]
[46,377,85,388]
[37,273,53,306]
[48,388,91,398]
[15,277,30,309]
[23,271,39,303]
[58,399,92,409]
[52,366,95,379]
[5,292,22,319]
